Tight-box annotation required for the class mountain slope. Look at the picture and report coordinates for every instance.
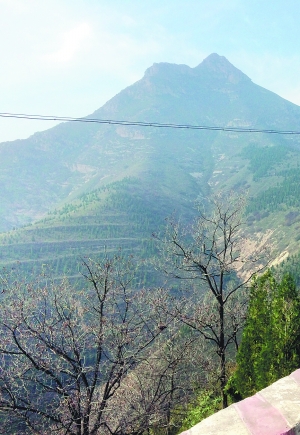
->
[1,53,300,277]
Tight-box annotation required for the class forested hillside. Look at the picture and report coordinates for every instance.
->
[1,53,300,280]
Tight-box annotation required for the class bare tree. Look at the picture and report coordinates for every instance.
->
[0,254,200,435]
[155,192,269,408]
[110,325,208,435]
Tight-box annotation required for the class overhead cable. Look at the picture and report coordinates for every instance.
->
[0,112,300,135]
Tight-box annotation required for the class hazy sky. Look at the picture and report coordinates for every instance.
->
[1,0,300,142]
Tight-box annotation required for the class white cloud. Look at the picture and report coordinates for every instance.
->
[121,15,137,27]
[0,0,27,11]
[42,22,92,64]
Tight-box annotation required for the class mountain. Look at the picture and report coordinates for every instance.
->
[1,53,300,279]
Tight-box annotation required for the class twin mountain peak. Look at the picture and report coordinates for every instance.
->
[143,53,250,84]
[1,52,300,276]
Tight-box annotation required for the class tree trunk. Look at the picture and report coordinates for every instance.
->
[219,299,228,408]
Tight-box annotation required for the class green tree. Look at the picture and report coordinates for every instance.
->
[228,270,300,399]
[269,273,300,380]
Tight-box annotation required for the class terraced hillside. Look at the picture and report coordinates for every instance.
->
[1,53,300,279]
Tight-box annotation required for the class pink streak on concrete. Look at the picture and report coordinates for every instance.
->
[290,369,300,385]
[234,393,291,435]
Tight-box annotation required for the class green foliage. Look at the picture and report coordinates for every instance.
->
[247,166,300,215]
[228,270,300,400]
[276,253,300,286]
[241,144,288,181]
[179,390,222,431]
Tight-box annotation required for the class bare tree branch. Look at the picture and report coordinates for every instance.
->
[155,191,270,408]
[0,254,198,434]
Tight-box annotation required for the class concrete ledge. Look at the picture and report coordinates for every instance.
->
[180,369,300,435]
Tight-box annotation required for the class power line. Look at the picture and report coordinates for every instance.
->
[0,112,300,135]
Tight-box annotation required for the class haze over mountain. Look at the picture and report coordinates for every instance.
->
[1,53,300,278]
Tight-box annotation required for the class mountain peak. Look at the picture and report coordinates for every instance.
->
[142,54,251,86]
[201,52,229,65]
[144,62,191,78]
[195,53,250,84]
